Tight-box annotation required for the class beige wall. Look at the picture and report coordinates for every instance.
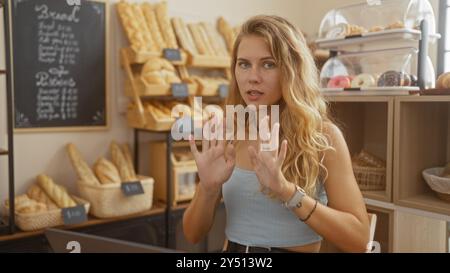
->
[0,0,442,202]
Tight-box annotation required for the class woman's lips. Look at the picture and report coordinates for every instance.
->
[246,90,264,101]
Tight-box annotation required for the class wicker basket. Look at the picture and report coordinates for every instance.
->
[77,176,154,218]
[2,196,90,231]
[352,164,386,191]
[422,167,450,203]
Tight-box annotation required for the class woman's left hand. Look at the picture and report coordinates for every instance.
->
[248,121,293,201]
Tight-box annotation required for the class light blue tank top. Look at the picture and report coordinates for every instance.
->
[222,167,328,248]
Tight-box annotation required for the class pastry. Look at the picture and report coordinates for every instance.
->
[66,143,101,185]
[377,71,404,87]
[27,184,59,210]
[37,174,77,208]
[351,73,376,88]
[386,21,405,30]
[327,75,352,88]
[5,195,47,214]
[369,26,384,32]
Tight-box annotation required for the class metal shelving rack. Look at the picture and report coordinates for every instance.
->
[0,0,15,235]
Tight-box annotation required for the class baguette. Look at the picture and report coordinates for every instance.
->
[37,174,77,208]
[94,157,122,184]
[141,3,166,51]
[200,22,228,56]
[172,17,198,55]
[217,17,235,53]
[154,1,178,48]
[111,142,136,182]
[188,23,209,55]
[66,143,101,185]
[27,184,59,210]
[121,144,137,180]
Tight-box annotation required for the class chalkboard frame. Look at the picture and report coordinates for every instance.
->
[8,0,109,132]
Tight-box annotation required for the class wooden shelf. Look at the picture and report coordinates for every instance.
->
[120,47,187,65]
[0,202,166,242]
[394,98,450,216]
[124,78,197,98]
[366,205,394,253]
[0,149,8,156]
[328,98,394,202]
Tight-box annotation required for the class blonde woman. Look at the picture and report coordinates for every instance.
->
[183,15,370,253]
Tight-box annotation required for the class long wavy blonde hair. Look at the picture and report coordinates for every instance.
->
[226,15,334,197]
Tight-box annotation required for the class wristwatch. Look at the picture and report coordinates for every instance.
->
[284,185,306,209]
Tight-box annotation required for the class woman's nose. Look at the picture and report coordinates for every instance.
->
[248,67,262,84]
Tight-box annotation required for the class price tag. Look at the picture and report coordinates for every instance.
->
[163,48,182,61]
[62,205,87,225]
[218,84,229,98]
[121,181,145,196]
[171,83,189,98]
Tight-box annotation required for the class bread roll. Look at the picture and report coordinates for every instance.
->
[436,72,450,89]
[66,143,101,185]
[37,174,77,208]
[154,1,178,48]
[111,142,136,182]
[27,184,58,210]
[4,194,48,214]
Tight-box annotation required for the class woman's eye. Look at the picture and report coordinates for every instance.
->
[263,62,276,69]
[238,62,250,69]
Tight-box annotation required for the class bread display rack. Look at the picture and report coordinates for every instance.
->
[0,0,15,235]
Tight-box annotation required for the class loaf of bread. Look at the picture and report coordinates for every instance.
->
[94,157,122,184]
[27,184,59,210]
[121,144,137,180]
[4,194,48,214]
[141,3,166,51]
[111,141,136,182]
[217,17,235,53]
[66,143,101,186]
[172,17,198,55]
[196,23,215,56]
[154,2,178,49]
[37,174,77,208]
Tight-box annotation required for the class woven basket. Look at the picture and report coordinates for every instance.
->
[352,164,386,191]
[77,176,154,218]
[2,196,90,231]
[422,167,450,203]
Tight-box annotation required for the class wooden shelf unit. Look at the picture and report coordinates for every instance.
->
[326,95,394,202]
[394,96,450,216]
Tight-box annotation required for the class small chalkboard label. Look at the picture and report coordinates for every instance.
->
[62,205,87,225]
[121,181,145,196]
[171,83,189,98]
[163,48,182,61]
[218,84,229,98]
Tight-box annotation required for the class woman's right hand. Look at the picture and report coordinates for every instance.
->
[188,118,236,195]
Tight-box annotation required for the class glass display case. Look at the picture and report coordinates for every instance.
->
[318,0,438,42]
[320,47,435,92]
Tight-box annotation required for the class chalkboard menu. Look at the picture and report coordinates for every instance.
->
[9,0,107,130]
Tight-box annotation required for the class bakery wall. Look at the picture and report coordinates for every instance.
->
[0,0,443,203]
[0,0,307,205]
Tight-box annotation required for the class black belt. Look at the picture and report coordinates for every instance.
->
[225,241,296,253]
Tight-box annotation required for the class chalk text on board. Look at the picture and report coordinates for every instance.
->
[35,4,80,23]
